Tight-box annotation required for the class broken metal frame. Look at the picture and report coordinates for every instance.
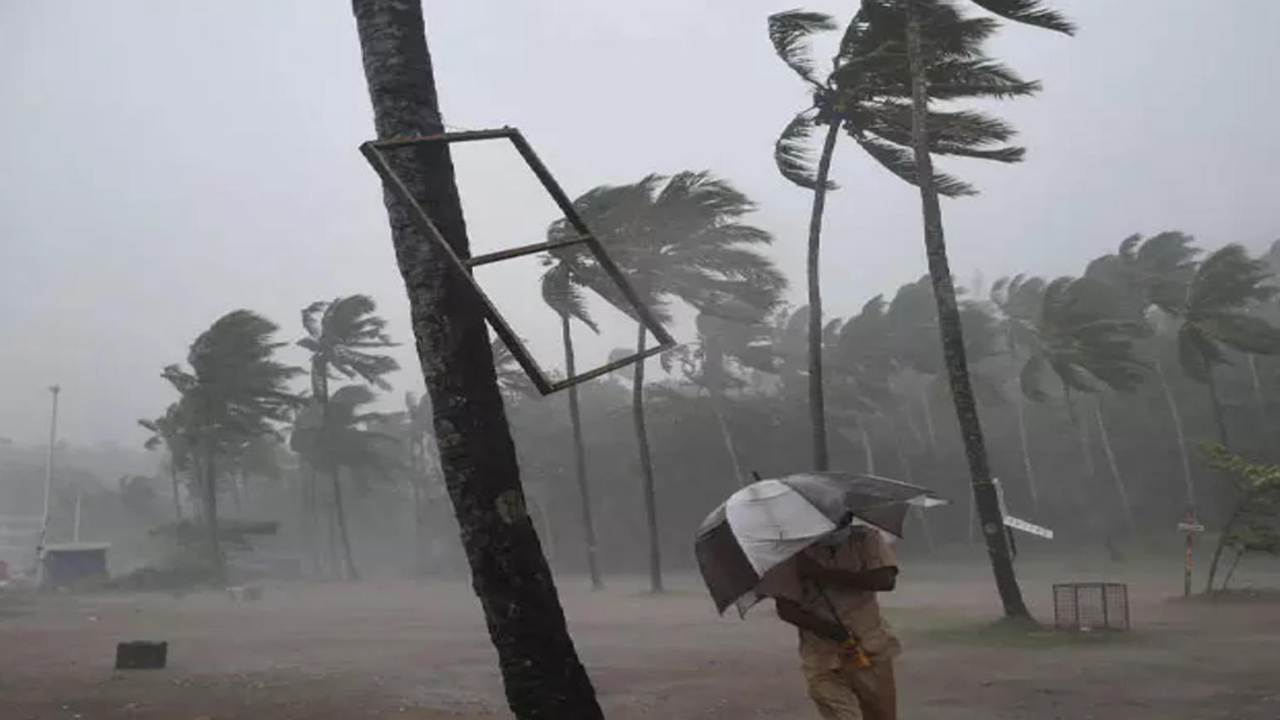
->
[359,126,675,396]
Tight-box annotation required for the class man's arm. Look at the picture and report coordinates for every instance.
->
[775,598,848,642]
[797,553,898,592]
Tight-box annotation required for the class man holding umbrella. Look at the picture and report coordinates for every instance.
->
[762,523,900,720]
[695,472,938,720]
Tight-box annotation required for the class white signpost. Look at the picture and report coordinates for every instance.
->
[993,478,1055,542]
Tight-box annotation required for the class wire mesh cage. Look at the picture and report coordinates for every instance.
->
[1052,582,1130,632]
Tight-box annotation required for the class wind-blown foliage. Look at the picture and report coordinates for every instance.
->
[547,171,785,592]
[160,310,302,574]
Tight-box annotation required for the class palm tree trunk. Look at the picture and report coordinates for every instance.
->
[1094,397,1135,536]
[807,121,840,472]
[1156,360,1196,510]
[353,3,602,715]
[904,0,1028,618]
[1206,366,1230,449]
[707,388,747,487]
[561,312,602,589]
[1247,354,1270,428]
[1205,499,1245,593]
[169,459,183,522]
[331,467,359,581]
[201,444,223,581]
[1221,549,1245,592]
[632,325,663,593]
[919,385,939,452]
[304,464,322,577]
[1012,384,1039,510]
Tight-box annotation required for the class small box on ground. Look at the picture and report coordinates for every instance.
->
[115,641,167,669]
[1053,582,1129,632]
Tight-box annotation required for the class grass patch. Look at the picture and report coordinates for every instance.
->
[913,617,1144,649]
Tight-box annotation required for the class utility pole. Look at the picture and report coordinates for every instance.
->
[37,384,60,584]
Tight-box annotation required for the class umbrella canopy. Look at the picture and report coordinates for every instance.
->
[694,472,944,615]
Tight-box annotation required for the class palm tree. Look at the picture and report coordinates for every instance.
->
[768,4,1031,470]
[297,294,398,581]
[990,274,1049,509]
[291,385,401,580]
[402,391,438,576]
[539,262,604,588]
[549,172,786,592]
[1165,245,1280,449]
[161,310,302,576]
[897,0,1073,619]
[688,311,779,486]
[139,402,194,522]
[1012,276,1147,534]
[352,1,603,714]
[888,276,1004,538]
[1087,232,1201,509]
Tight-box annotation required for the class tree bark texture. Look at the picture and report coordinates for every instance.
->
[632,325,663,592]
[807,122,840,472]
[561,313,603,589]
[904,0,1028,618]
[352,2,603,716]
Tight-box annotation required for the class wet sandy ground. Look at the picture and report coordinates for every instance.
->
[2,558,1279,719]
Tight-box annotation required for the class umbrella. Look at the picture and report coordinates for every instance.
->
[694,472,945,615]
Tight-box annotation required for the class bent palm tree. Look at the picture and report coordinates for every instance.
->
[161,310,302,576]
[298,294,398,581]
[539,261,604,588]
[1087,231,1202,508]
[769,4,1032,470]
[139,402,195,522]
[550,172,786,592]
[897,0,1073,619]
[1014,276,1147,533]
[291,384,402,580]
[1166,245,1280,449]
[353,1,603,714]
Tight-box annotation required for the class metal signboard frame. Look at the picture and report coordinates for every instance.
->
[360,127,675,395]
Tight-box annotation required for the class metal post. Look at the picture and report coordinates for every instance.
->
[37,384,60,584]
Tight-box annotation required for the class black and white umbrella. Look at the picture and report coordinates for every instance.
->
[694,472,945,615]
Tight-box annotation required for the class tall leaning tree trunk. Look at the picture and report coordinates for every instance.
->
[201,444,223,581]
[560,311,602,590]
[1007,345,1039,510]
[1247,354,1270,429]
[1205,366,1231,449]
[632,325,663,593]
[702,333,747,486]
[904,0,1028,618]
[1156,359,1196,511]
[331,467,360,581]
[1094,396,1136,536]
[807,122,841,471]
[352,2,603,716]
[169,459,183,522]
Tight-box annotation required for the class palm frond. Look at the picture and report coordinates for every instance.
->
[767,9,838,84]
[968,0,1076,35]
[854,134,977,197]
[1189,244,1278,318]
[775,110,835,190]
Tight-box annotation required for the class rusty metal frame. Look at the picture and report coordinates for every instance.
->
[359,126,675,396]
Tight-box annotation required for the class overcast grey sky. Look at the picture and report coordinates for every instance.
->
[3,0,1278,447]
